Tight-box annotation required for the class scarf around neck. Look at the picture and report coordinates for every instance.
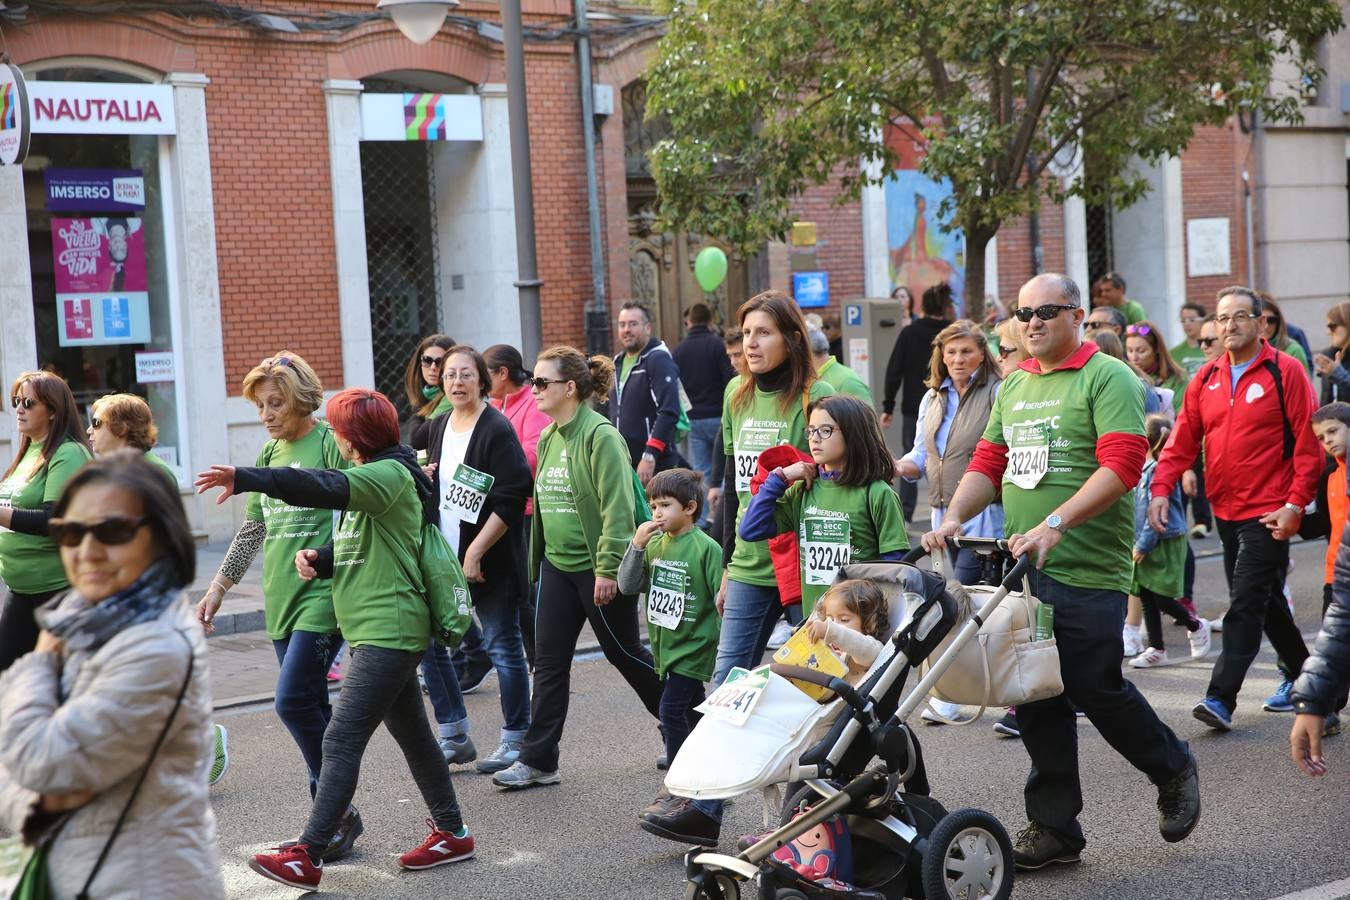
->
[37,558,184,656]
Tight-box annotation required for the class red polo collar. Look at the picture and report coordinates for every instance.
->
[1018,341,1099,375]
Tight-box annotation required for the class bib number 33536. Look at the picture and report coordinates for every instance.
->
[441,464,495,522]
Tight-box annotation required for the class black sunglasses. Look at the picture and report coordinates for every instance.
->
[1014,304,1078,323]
[48,516,150,548]
[1198,337,1219,348]
[11,396,38,410]
[530,377,567,391]
[420,355,445,368]
[90,416,104,429]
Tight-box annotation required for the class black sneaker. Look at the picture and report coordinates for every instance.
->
[639,798,720,847]
[1156,755,1200,843]
[993,709,1020,738]
[1012,821,1081,871]
[281,806,363,864]
[455,654,494,695]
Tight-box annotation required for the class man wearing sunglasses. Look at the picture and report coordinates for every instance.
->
[1150,286,1321,733]
[922,272,1199,870]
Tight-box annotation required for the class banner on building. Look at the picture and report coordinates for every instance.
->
[359,92,483,142]
[52,216,151,346]
[28,82,175,136]
[884,118,966,314]
[0,64,31,166]
[45,169,146,213]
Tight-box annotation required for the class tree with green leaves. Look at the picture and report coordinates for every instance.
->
[645,0,1342,317]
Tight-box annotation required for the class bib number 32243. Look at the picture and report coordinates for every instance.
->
[646,563,687,631]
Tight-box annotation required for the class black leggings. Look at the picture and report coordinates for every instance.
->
[518,558,663,773]
[0,588,62,675]
[1140,587,1199,651]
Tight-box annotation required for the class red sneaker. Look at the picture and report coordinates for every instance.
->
[249,843,322,891]
[398,819,475,870]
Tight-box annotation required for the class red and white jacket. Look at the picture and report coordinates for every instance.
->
[1152,339,1321,522]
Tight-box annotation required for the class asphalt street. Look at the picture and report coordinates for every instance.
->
[211,539,1350,899]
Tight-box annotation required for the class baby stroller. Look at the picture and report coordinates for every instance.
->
[666,537,1027,900]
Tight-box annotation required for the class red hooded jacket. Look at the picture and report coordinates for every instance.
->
[749,444,814,608]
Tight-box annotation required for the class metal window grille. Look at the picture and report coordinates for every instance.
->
[360,140,441,421]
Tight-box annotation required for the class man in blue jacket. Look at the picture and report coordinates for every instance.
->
[611,302,685,484]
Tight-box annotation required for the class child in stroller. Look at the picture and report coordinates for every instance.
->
[668,540,1024,900]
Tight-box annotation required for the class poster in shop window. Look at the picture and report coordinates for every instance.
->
[51,216,151,346]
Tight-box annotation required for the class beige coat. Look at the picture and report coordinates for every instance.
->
[0,597,224,900]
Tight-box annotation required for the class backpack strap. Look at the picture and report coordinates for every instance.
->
[1261,358,1295,461]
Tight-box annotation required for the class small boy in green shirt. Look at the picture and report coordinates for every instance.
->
[617,467,723,843]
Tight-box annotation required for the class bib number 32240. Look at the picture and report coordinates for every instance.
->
[1005,423,1049,491]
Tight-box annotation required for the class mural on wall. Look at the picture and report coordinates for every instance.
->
[883,119,965,315]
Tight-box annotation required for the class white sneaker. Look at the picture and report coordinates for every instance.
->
[1123,624,1145,657]
[1129,647,1176,668]
[766,619,795,650]
[921,700,970,725]
[1210,616,1222,633]
[1188,620,1212,660]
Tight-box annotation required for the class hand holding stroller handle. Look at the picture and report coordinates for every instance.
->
[901,536,1013,565]
[1001,554,1032,591]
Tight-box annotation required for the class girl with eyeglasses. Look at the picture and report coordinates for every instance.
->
[404,334,456,453]
[490,347,664,791]
[0,454,224,898]
[1125,321,1188,415]
[194,353,360,862]
[1314,301,1350,405]
[739,393,909,621]
[0,371,92,673]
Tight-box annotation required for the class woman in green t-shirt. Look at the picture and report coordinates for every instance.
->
[194,353,357,860]
[1126,321,1188,415]
[490,347,664,790]
[197,388,474,892]
[405,333,455,452]
[88,393,178,483]
[711,291,834,688]
[0,371,92,673]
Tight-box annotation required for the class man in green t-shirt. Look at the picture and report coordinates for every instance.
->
[923,272,1199,871]
[809,327,872,403]
[1092,271,1146,324]
[1170,302,1208,377]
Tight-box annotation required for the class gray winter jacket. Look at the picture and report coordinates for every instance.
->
[0,597,224,899]
[1294,523,1350,717]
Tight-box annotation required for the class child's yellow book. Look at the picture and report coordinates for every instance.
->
[771,625,848,701]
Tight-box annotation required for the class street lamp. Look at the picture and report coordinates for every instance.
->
[379,0,544,363]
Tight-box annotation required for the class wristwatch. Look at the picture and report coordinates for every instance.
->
[1283,502,1304,516]
[1045,513,1067,534]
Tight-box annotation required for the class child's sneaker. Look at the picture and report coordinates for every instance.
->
[766,619,795,650]
[1188,620,1212,660]
[992,708,1020,738]
[1263,679,1295,712]
[326,661,343,683]
[1122,624,1145,657]
[249,843,322,891]
[439,735,477,765]
[1129,647,1176,668]
[208,724,229,786]
[398,819,475,870]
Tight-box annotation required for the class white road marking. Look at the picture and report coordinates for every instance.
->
[1269,877,1350,900]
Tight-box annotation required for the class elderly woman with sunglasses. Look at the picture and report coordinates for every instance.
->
[0,453,224,899]
[0,372,92,675]
[87,393,176,483]
[194,353,359,862]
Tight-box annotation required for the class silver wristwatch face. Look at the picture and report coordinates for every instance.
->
[1046,514,1064,532]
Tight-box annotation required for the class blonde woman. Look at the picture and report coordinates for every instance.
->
[88,393,175,481]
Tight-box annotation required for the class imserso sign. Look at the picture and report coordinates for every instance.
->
[29,82,176,136]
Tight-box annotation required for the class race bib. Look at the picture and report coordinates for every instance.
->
[697,665,770,726]
[735,425,782,493]
[801,516,851,586]
[1006,422,1049,491]
[646,562,687,631]
[440,463,495,523]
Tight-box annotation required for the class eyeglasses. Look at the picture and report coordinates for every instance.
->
[1180,317,1201,325]
[443,370,478,383]
[10,396,36,410]
[48,516,150,548]
[420,355,446,368]
[530,377,567,391]
[1215,312,1259,326]
[804,425,836,441]
[1013,304,1078,323]
[998,346,1017,359]
[1126,324,1152,337]
[90,416,104,429]
[1083,320,1115,331]
[1197,337,1219,348]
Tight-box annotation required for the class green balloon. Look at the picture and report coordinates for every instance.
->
[694,246,728,293]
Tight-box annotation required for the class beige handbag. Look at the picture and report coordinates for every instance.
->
[921,574,1063,717]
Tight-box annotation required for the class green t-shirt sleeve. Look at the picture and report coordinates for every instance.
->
[869,481,910,552]
[42,441,90,504]
[772,482,805,537]
[1092,358,1146,438]
[1286,341,1309,365]
[342,461,404,518]
[721,376,741,457]
[703,536,724,607]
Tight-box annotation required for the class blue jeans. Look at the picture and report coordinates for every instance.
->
[686,417,721,525]
[1016,569,1189,848]
[273,630,342,796]
[712,579,783,687]
[422,576,532,743]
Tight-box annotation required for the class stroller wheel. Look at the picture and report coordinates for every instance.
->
[688,871,740,900]
[920,808,1013,900]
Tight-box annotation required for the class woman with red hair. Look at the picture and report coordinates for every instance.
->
[196,388,474,892]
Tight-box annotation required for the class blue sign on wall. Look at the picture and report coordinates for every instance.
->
[845,304,862,326]
[793,271,829,308]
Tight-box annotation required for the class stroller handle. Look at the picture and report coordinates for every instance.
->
[901,536,1031,592]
